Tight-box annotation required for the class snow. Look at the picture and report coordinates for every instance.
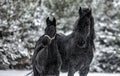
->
[0,0,120,73]
[0,70,120,76]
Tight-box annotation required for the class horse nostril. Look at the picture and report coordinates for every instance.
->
[81,41,85,45]
[77,40,86,48]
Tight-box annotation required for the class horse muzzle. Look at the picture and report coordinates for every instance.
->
[77,40,86,48]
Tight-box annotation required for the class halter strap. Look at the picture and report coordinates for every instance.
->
[44,34,56,44]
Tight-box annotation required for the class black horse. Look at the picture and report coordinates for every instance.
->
[56,7,95,76]
[32,17,62,76]
[78,7,95,50]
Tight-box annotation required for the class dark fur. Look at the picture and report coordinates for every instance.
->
[32,17,62,76]
[79,7,95,50]
[56,7,95,76]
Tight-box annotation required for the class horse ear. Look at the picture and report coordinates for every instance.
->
[78,7,82,16]
[52,17,56,26]
[86,9,92,17]
[89,8,92,11]
[46,17,51,26]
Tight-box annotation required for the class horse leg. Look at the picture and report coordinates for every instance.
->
[55,70,60,76]
[45,71,59,76]
[33,67,40,76]
[79,66,89,76]
[68,65,76,76]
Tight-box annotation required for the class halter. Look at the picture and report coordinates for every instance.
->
[44,34,56,44]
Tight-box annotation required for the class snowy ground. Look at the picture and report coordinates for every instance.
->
[0,70,120,76]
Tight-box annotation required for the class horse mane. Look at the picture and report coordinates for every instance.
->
[89,15,95,50]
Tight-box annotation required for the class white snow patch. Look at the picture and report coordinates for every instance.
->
[0,70,120,76]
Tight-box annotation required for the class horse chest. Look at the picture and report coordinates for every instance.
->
[70,47,93,64]
[71,49,87,60]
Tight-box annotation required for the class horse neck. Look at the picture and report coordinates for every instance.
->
[73,31,82,41]
[48,38,58,54]
[49,38,56,48]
